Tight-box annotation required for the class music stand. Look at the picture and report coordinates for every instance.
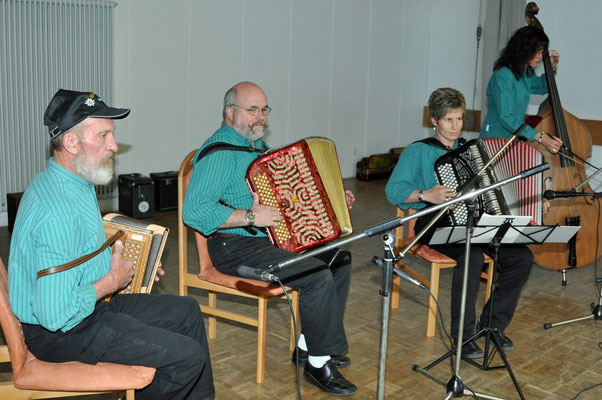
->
[413,215,580,400]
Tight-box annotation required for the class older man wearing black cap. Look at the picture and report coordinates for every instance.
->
[8,89,215,400]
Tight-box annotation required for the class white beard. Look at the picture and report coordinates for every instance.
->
[73,152,115,185]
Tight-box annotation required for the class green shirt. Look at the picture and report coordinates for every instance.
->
[8,158,108,332]
[481,66,549,141]
[183,122,268,237]
[385,138,454,210]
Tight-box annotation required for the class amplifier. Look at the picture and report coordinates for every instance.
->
[150,171,178,211]
[118,174,154,219]
[7,192,24,233]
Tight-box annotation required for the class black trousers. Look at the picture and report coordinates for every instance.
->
[22,294,215,400]
[432,244,533,337]
[208,236,351,356]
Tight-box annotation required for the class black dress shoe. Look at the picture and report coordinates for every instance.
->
[495,331,514,351]
[291,347,351,368]
[453,338,484,359]
[476,319,514,351]
[304,360,358,396]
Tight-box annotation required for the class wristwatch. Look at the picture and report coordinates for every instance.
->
[417,190,424,202]
[244,209,256,226]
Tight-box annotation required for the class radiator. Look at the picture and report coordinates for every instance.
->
[0,0,116,213]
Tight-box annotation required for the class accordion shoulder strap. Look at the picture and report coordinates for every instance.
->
[416,137,466,151]
[36,230,126,279]
[195,142,267,164]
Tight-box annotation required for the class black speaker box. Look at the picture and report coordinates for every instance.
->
[7,192,24,233]
[118,174,155,219]
[150,171,178,211]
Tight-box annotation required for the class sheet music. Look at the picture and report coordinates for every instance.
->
[477,213,531,226]
[502,225,581,244]
[430,219,580,245]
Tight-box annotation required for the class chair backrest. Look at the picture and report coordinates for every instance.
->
[0,257,28,378]
[178,149,215,274]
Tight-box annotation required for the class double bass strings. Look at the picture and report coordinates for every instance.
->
[547,133,599,170]
[547,133,602,191]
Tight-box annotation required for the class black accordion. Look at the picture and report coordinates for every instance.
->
[435,139,511,225]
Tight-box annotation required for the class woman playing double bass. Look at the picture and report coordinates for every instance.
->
[481,25,563,154]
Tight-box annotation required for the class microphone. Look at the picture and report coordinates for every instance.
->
[237,265,278,283]
[543,190,600,200]
[372,256,426,290]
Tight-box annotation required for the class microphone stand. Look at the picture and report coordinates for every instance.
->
[261,163,547,400]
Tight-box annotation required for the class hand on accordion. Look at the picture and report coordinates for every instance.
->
[345,190,355,209]
[155,262,165,282]
[251,192,283,227]
[109,240,135,291]
[425,185,456,205]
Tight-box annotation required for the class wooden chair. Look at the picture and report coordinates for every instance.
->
[0,257,155,400]
[391,207,494,337]
[178,149,299,384]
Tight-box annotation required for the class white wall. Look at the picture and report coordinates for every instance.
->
[110,0,601,185]
[3,0,600,223]
[111,0,484,184]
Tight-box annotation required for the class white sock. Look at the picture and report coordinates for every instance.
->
[297,333,308,351]
[308,355,330,368]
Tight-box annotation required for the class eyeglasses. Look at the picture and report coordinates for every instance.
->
[231,105,272,116]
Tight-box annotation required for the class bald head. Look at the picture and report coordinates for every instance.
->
[223,81,270,142]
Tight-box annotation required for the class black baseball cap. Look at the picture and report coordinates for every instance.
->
[44,89,130,139]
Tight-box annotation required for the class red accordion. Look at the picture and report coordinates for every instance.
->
[246,137,352,252]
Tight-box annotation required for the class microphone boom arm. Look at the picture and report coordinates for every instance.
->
[268,162,549,273]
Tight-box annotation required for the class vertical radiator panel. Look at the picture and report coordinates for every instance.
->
[0,0,116,212]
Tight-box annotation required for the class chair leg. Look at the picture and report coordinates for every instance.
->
[483,260,494,302]
[208,291,217,339]
[289,290,299,351]
[426,263,442,337]
[391,264,401,309]
[256,296,268,384]
[125,389,135,400]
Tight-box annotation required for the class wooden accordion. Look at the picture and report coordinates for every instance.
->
[246,137,352,253]
[102,213,169,295]
[435,139,511,225]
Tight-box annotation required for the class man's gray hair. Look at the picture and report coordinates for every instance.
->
[223,86,238,119]
[50,118,88,151]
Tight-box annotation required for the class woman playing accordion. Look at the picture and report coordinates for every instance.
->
[385,88,533,359]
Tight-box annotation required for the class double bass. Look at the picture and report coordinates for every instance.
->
[525,3,600,270]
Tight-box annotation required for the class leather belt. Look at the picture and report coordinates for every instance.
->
[209,232,237,240]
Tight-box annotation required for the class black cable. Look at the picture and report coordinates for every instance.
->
[594,198,601,298]
[570,382,602,400]
[275,277,302,400]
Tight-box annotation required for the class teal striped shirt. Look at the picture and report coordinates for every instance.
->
[183,122,268,237]
[481,67,549,141]
[8,158,109,332]
[385,138,455,210]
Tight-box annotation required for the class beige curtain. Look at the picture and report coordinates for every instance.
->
[480,0,526,120]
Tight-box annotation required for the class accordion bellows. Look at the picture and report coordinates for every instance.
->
[102,213,169,295]
[246,137,352,253]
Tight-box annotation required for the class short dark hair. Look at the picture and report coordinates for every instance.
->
[494,26,549,79]
[428,88,466,122]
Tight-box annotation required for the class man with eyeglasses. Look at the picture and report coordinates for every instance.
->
[183,81,358,396]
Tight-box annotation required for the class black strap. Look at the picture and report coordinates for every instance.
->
[195,142,267,163]
[416,137,465,151]
[195,141,268,236]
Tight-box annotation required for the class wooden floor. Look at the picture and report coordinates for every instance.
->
[1,178,601,399]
